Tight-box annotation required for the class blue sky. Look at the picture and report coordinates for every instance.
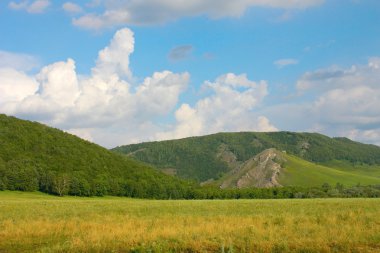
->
[1,0,380,147]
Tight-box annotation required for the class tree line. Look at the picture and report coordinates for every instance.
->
[1,164,379,199]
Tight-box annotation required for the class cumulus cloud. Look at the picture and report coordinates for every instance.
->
[62,2,82,14]
[2,59,81,121]
[0,68,39,106]
[157,73,277,140]
[73,0,324,29]
[0,26,278,147]
[313,86,380,127]
[0,51,40,71]
[9,0,50,14]
[274,58,299,68]
[168,45,193,61]
[266,57,380,145]
[92,28,134,79]
[1,36,277,147]
[0,28,190,147]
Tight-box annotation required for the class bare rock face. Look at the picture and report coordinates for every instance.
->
[236,149,283,188]
[219,148,285,189]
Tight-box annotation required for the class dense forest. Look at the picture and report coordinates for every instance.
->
[114,132,380,182]
[0,114,193,198]
[1,114,380,199]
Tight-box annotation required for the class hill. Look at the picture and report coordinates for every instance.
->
[113,132,380,187]
[0,114,192,198]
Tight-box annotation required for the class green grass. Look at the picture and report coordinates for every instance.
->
[1,191,380,252]
[322,160,380,178]
[279,154,380,187]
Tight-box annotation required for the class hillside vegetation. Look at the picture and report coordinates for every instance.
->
[2,114,380,197]
[0,114,192,198]
[113,132,380,186]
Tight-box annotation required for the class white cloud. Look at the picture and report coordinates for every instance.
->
[2,59,80,122]
[313,86,380,126]
[297,58,380,92]
[66,128,94,142]
[256,116,278,132]
[135,71,189,117]
[62,2,82,14]
[73,0,324,29]
[345,129,380,146]
[35,59,80,108]
[266,57,380,146]
[369,57,380,69]
[92,28,134,79]
[0,38,277,147]
[86,0,102,8]
[0,28,191,147]
[28,0,50,13]
[157,73,277,140]
[9,0,51,14]
[0,51,40,71]
[8,1,28,10]
[274,58,299,68]
[0,68,39,106]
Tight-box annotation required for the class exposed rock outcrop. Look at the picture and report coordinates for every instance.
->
[219,148,286,188]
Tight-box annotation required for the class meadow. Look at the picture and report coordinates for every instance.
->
[279,154,380,187]
[0,191,379,253]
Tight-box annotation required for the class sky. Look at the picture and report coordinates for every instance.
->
[0,0,380,148]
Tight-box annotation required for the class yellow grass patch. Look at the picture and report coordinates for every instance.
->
[0,192,379,252]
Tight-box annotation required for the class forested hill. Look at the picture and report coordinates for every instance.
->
[0,114,192,198]
[113,132,380,183]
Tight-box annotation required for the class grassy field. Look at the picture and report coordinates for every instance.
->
[0,192,380,253]
[279,154,380,187]
[322,160,380,178]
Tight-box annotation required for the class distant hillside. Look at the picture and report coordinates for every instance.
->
[215,148,380,188]
[113,132,380,187]
[0,114,192,198]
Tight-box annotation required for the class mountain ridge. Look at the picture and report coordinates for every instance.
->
[113,131,380,187]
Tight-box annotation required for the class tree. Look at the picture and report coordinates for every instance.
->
[0,160,7,190]
[53,174,70,196]
[69,176,91,196]
[322,183,331,193]
[335,182,344,192]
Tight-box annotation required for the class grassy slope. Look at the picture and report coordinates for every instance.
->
[113,132,380,184]
[0,114,191,197]
[322,160,380,177]
[280,154,380,187]
[1,191,379,253]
